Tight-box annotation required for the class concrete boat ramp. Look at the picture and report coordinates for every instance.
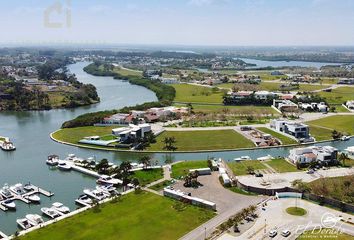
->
[0,184,53,212]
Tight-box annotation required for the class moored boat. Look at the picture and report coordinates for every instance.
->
[0,184,13,199]
[52,202,70,214]
[96,175,121,185]
[17,218,35,230]
[83,188,108,201]
[2,200,16,210]
[10,183,26,195]
[25,194,41,203]
[1,140,16,151]
[26,214,44,225]
[75,194,93,206]
[41,207,62,219]
[341,136,351,141]
[58,161,72,171]
[234,156,251,161]
[46,155,60,166]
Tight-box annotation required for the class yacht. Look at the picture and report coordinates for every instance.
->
[2,200,16,210]
[46,155,60,166]
[25,194,41,203]
[10,183,26,195]
[25,214,44,225]
[83,188,108,201]
[17,218,35,230]
[76,194,93,206]
[1,141,16,151]
[0,184,13,199]
[96,175,121,185]
[41,207,62,219]
[341,136,351,141]
[58,161,72,171]
[23,183,34,191]
[257,155,274,161]
[52,202,70,214]
[97,184,117,194]
[234,156,251,161]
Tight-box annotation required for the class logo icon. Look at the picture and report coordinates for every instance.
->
[321,212,341,228]
[44,0,72,28]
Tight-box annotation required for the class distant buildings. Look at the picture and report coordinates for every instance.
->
[288,146,338,164]
[298,102,328,112]
[270,120,312,141]
[272,99,298,112]
[338,78,354,85]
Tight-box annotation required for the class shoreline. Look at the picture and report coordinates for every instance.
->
[50,129,344,154]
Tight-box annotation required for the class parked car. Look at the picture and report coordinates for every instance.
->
[281,229,291,237]
[307,169,314,174]
[269,230,277,238]
[255,173,263,177]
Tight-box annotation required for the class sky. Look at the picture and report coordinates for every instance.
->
[1,0,354,46]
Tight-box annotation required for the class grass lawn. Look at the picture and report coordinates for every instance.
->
[333,105,350,113]
[265,158,300,173]
[175,104,279,115]
[227,160,267,176]
[172,84,224,103]
[112,66,142,77]
[218,82,326,92]
[19,192,215,240]
[307,115,354,136]
[317,87,354,104]
[52,126,119,144]
[130,168,164,187]
[286,207,307,216]
[148,130,255,151]
[171,160,208,179]
[308,126,333,141]
[308,175,354,204]
[256,127,297,145]
[149,180,174,191]
[297,231,353,240]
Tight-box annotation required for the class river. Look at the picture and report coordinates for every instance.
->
[0,62,353,235]
[239,58,342,69]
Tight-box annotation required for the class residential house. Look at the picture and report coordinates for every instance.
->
[345,100,354,110]
[273,99,298,112]
[288,146,338,164]
[112,124,151,142]
[270,120,311,140]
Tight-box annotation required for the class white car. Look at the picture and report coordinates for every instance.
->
[269,230,277,238]
[281,229,291,237]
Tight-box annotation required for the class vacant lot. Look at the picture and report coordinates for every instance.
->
[130,168,164,186]
[257,127,297,145]
[171,160,208,179]
[227,160,267,176]
[172,84,224,103]
[308,125,333,141]
[265,158,300,173]
[175,104,278,115]
[148,130,255,151]
[317,87,354,104]
[307,115,354,136]
[20,192,215,240]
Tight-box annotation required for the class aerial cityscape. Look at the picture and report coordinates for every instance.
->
[0,0,353,240]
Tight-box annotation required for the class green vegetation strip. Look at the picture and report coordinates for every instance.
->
[297,230,353,240]
[20,192,215,240]
[171,160,208,179]
[307,115,354,137]
[172,84,224,104]
[129,168,163,187]
[148,130,255,151]
[265,158,300,173]
[256,127,297,145]
[149,180,174,191]
[286,207,307,216]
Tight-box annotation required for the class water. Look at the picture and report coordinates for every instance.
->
[239,58,342,69]
[1,62,353,235]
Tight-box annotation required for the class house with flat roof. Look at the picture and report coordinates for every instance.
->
[270,120,312,141]
[289,146,338,164]
[112,124,151,142]
[273,99,298,112]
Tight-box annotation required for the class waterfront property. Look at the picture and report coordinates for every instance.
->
[272,99,298,112]
[112,123,151,142]
[306,115,354,136]
[270,119,312,142]
[19,192,215,240]
[256,127,298,145]
[288,146,338,165]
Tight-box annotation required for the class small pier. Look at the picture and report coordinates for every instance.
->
[69,163,101,178]
[0,230,8,239]
[75,199,91,207]
[0,183,54,212]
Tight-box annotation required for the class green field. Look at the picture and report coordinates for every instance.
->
[265,158,300,173]
[218,82,326,92]
[308,125,333,141]
[148,130,255,151]
[19,192,215,240]
[297,231,353,240]
[130,168,164,186]
[52,126,118,145]
[172,84,224,103]
[175,104,278,115]
[307,115,354,136]
[286,207,307,216]
[112,67,143,77]
[317,87,354,104]
[257,127,297,145]
[227,160,267,176]
[171,160,208,179]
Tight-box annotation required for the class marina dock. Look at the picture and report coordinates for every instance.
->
[0,230,8,239]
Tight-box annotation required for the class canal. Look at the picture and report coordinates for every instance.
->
[0,62,353,235]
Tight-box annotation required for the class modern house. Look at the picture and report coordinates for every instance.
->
[345,146,354,159]
[270,120,311,141]
[345,100,354,110]
[288,146,338,164]
[112,124,151,142]
[103,113,130,125]
[298,102,328,112]
[338,78,354,85]
[273,99,298,112]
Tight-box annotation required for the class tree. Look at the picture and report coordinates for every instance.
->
[139,155,152,170]
[291,179,311,193]
[339,152,348,167]
[332,130,342,140]
[96,158,110,174]
[162,137,177,151]
[131,178,140,188]
[246,166,255,175]
[120,161,132,173]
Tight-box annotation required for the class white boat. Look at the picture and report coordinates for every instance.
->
[25,194,41,203]
[58,161,72,171]
[41,207,62,219]
[52,202,70,214]
[26,214,44,225]
[234,156,251,161]
[0,184,13,199]
[97,184,116,194]
[23,183,34,191]
[2,200,16,209]
[17,218,35,230]
[83,188,108,201]
[96,175,121,185]
[76,194,93,205]
[341,136,351,141]
[10,183,26,195]
[1,141,16,151]
[257,155,274,161]
[46,155,60,166]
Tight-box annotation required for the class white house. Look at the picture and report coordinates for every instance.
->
[273,99,298,112]
[345,100,354,110]
[345,146,354,160]
[112,124,151,141]
[270,120,311,140]
[288,146,338,164]
[254,91,276,100]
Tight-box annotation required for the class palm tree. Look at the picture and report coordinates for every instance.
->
[339,152,348,167]
[139,155,152,170]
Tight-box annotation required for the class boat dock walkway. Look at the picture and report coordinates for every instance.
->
[0,230,8,239]
[63,161,101,178]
